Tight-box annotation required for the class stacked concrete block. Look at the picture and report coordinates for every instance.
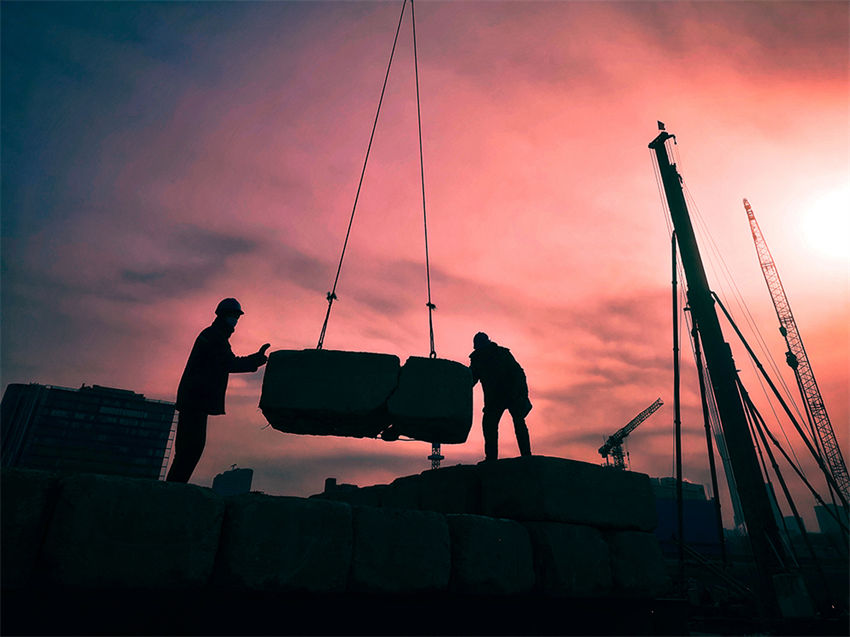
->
[1,459,670,603]
[419,464,482,514]
[260,349,400,438]
[350,506,450,593]
[214,494,352,592]
[447,514,535,594]
[382,474,424,510]
[387,357,473,444]
[523,522,613,597]
[0,469,59,588]
[311,483,387,507]
[606,530,671,597]
[480,456,657,530]
[41,474,224,589]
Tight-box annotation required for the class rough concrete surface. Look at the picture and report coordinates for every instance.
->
[312,483,387,507]
[419,464,483,514]
[480,456,657,530]
[0,468,59,587]
[606,530,671,597]
[448,514,535,594]
[387,356,473,444]
[41,473,224,589]
[524,521,613,597]
[214,493,353,592]
[260,349,400,438]
[350,506,450,593]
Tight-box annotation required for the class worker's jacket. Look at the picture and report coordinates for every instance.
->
[469,341,531,415]
[176,318,263,415]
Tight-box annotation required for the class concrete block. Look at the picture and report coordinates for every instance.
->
[350,506,450,593]
[447,514,535,594]
[387,357,473,444]
[214,494,352,592]
[382,474,423,510]
[41,474,224,589]
[606,530,671,597]
[260,349,400,438]
[523,522,612,597]
[0,469,60,588]
[312,484,387,507]
[419,464,482,514]
[480,456,657,530]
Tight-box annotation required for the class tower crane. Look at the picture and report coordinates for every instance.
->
[744,198,850,503]
[599,398,663,469]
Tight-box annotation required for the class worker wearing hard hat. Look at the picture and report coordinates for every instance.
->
[469,332,532,461]
[167,298,270,483]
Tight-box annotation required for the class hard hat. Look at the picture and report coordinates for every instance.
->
[215,298,244,316]
[473,332,490,349]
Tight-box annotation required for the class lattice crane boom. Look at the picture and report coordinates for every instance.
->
[744,198,850,502]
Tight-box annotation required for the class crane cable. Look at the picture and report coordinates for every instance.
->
[318,0,437,358]
[412,0,437,359]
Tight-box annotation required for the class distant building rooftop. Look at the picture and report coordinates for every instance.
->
[1,382,176,480]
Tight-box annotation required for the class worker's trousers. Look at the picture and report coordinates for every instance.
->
[166,410,208,483]
[482,404,531,461]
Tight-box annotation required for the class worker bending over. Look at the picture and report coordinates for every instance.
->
[469,332,532,461]
[167,298,270,483]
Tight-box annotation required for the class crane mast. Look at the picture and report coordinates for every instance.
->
[744,198,850,503]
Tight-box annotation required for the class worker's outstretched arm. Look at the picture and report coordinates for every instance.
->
[230,343,270,373]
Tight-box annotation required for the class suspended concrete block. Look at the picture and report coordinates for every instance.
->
[259,349,400,438]
[386,356,473,444]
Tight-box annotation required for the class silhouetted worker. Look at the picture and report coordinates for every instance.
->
[469,332,532,461]
[167,298,270,483]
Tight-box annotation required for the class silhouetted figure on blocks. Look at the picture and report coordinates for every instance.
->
[469,332,532,461]
[167,298,270,483]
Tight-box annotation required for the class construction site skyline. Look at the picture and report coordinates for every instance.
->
[2,1,847,530]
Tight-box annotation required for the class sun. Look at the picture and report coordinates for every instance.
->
[800,186,850,263]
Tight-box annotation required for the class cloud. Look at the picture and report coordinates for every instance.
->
[1,0,846,528]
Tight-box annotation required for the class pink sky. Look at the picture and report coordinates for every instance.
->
[2,1,847,529]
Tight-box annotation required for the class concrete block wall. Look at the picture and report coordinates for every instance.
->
[315,456,670,598]
[1,457,670,600]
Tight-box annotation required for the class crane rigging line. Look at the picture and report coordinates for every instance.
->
[411,0,437,359]
[316,0,437,360]
[678,180,807,470]
[317,0,408,350]
[683,183,802,417]
[714,292,849,511]
[739,376,849,535]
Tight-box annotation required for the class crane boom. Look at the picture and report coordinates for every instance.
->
[744,198,850,503]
